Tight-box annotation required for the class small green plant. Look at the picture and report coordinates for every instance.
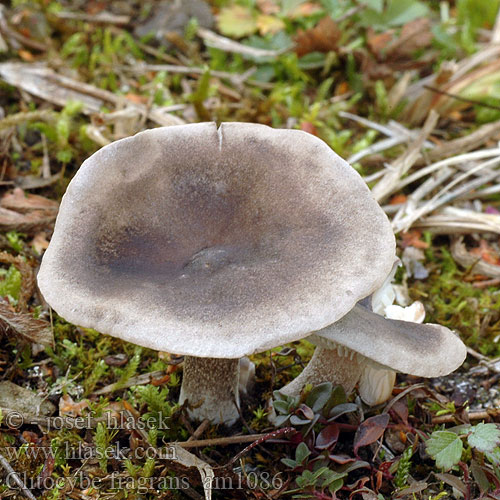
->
[272,383,371,497]
[113,346,142,390]
[94,422,118,472]
[393,446,413,489]
[426,422,500,492]
[6,231,25,253]
[0,265,22,304]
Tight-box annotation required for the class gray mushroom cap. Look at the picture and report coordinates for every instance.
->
[38,122,396,358]
[310,304,467,377]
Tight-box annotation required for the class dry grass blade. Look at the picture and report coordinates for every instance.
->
[197,27,290,58]
[0,109,56,131]
[0,299,53,346]
[413,207,500,235]
[392,155,500,233]
[371,111,439,203]
[410,119,500,166]
[54,10,131,25]
[0,62,184,126]
[397,148,500,192]
[126,63,258,89]
[169,444,214,500]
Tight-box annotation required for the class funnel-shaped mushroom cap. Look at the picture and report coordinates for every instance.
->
[38,123,396,358]
[311,304,466,377]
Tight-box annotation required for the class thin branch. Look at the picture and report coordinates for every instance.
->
[197,27,291,58]
[372,110,439,202]
[0,451,37,500]
[423,84,500,111]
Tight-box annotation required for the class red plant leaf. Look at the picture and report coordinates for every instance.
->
[391,399,409,425]
[353,414,390,455]
[329,454,355,464]
[316,423,340,450]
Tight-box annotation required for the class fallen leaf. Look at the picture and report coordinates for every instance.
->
[400,230,429,249]
[151,373,171,386]
[1,188,58,213]
[390,193,408,205]
[18,49,35,61]
[353,413,390,455]
[256,0,280,15]
[300,121,318,135]
[125,93,149,104]
[217,5,257,38]
[104,353,129,366]
[294,16,341,57]
[288,2,322,18]
[367,29,394,57]
[316,423,340,450]
[256,14,285,35]
[0,188,58,233]
[59,394,89,417]
[470,239,500,266]
[0,299,53,346]
[134,0,214,44]
[168,443,214,500]
[391,399,409,425]
[31,232,50,254]
[386,18,433,59]
[37,453,55,491]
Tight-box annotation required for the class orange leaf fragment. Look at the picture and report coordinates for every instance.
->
[294,16,341,57]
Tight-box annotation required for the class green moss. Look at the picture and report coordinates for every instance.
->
[410,245,500,355]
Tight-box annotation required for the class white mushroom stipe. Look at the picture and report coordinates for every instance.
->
[179,357,240,425]
[238,356,255,397]
[278,343,363,399]
[358,300,425,405]
[278,304,466,407]
[358,364,396,406]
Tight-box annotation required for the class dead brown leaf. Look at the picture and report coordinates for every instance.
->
[1,187,58,213]
[0,188,58,233]
[368,19,432,61]
[367,28,394,57]
[294,16,341,57]
[256,0,280,15]
[289,2,322,18]
[400,230,429,249]
[451,237,500,279]
[31,231,50,254]
[0,299,53,346]
[386,18,433,59]
[470,239,500,266]
[59,394,89,417]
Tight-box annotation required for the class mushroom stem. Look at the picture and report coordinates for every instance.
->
[179,357,240,425]
[278,345,363,399]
